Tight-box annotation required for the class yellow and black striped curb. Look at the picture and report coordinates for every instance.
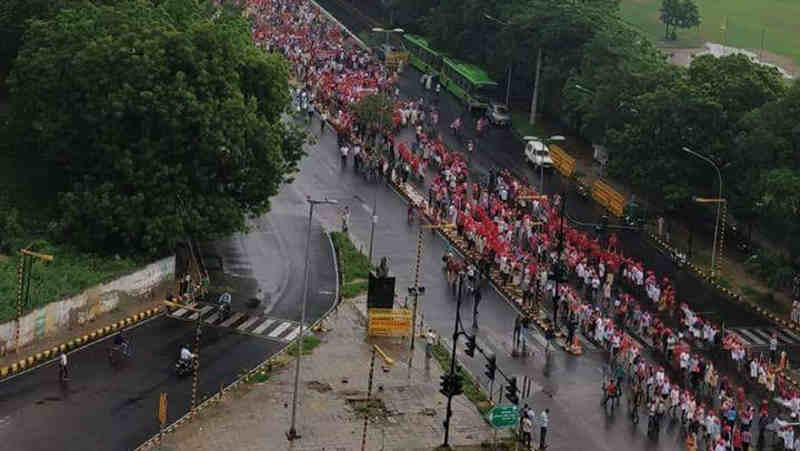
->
[0,306,163,381]
[647,232,800,335]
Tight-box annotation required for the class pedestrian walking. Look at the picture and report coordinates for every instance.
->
[472,287,481,329]
[341,206,350,233]
[521,413,533,449]
[539,408,549,449]
[425,329,436,370]
[59,351,69,381]
[769,332,778,363]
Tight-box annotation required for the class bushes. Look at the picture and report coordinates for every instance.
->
[744,249,796,291]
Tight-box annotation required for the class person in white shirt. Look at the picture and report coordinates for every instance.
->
[539,409,549,449]
[179,345,196,363]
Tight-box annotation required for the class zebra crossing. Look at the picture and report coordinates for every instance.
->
[168,302,302,343]
[728,326,800,348]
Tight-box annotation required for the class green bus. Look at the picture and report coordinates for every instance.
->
[403,34,443,75]
[440,57,498,112]
[402,34,498,112]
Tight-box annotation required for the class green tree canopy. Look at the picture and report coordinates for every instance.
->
[659,0,700,41]
[8,0,304,256]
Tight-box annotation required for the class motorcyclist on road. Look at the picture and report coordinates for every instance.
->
[180,345,196,364]
[218,292,232,315]
[113,331,129,356]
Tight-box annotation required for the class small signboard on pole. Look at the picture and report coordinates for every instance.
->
[487,404,519,429]
[158,392,168,440]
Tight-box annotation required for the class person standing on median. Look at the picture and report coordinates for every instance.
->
[539,408,549,450]
[425,329,436,370]
[521,407,533,449]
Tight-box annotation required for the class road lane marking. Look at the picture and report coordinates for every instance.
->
[735,327,767,345]
[172,302,197,318]
[188,305,213,320]
[252,319,276,335]
[268,321,292,338]
[236,316,261,331]
[220,312,245,328]
[204,312,220,324]
[283,326,302,341]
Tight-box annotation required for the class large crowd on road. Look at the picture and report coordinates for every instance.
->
[242,0,800,449]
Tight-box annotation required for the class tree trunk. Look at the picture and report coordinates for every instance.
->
[664,22,670,40]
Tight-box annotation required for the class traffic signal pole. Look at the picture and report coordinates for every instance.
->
[442,273,464,448]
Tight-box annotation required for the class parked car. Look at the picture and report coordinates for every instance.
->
[486,101,510,126]
[523,137,554,169]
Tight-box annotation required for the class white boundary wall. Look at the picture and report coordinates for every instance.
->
[0,256,174,353]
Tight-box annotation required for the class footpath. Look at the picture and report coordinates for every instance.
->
[159,294,496,451]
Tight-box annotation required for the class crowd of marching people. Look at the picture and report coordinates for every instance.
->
[241,0,800,449]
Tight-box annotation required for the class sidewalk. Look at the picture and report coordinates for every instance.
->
[160,295,495,451]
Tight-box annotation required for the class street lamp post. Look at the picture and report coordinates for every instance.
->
[483,14,513,107]
[371,27,404,45]
[683,147,724,279]
[287,196,338,441]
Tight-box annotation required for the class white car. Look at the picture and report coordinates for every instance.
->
[523,137,554,169]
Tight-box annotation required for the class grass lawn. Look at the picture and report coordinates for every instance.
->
[0,244,140,322]
[510,110,547,140]
[619,0,800,65]
[330,232,371,298]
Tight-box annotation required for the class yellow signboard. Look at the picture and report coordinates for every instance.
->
[158,392,168,426]
[385,51,409,71]
[368,308,412,337]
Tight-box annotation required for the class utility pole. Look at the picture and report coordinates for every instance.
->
[368,187,378,266]
[529,48,542,126]
[15,248,54,353]
[360,346,378,451]
[408,222,454,380]
[442,273,464,448]
[553,193,567,328]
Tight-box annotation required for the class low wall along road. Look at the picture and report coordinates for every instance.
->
[0,256,174,357]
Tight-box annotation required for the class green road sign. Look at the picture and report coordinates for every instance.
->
[487,404,519,429]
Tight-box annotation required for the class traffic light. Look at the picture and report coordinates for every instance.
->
[451,373,464,396]
[505,376,519,405]
[439,373,451,397]
[484,354,496,381]
[464,334,476,358]
[439,373,464,397]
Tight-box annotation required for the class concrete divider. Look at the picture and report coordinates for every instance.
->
[549,144,576,178]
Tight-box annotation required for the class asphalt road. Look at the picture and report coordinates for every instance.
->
[0,165,337,450]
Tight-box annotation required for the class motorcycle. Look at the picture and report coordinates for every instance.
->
[175,357,195,377]
[107,339,132,367]
[670,249,687,269]
[217,292,232,321]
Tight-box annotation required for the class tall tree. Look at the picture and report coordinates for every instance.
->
[8,0,305,256]
[660,0,700,40]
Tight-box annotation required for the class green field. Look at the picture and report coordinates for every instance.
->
[619,0,800,65]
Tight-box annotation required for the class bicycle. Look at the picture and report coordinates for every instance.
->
[108,338,133,367]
